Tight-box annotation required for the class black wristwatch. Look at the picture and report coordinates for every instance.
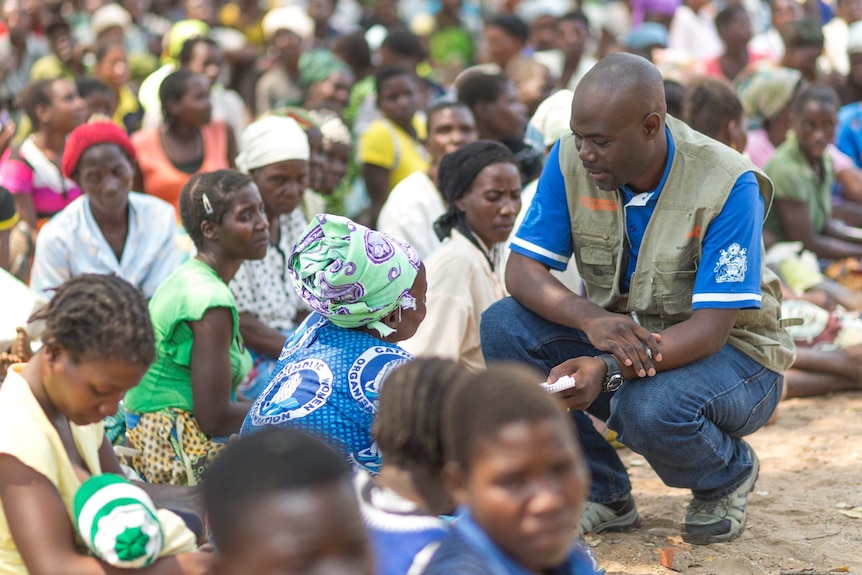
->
[597,354,624,392]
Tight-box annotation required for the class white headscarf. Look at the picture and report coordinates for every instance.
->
[262,6,315,43]
[308,109,352,147]
[235,116,310,173]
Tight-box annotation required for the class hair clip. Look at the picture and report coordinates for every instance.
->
[202,193,214,215]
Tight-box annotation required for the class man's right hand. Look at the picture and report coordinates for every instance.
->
[581,313,662,378]
[505,253,660,377]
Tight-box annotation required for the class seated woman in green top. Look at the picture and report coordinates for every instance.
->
[765,84,862,261]
[125,169,270,486]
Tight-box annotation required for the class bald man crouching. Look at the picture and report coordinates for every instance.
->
[481,53,794,545]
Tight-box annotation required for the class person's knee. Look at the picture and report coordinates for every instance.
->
[611,386,683,447]
[480,297,522,345]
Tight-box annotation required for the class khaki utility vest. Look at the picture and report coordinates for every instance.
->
[559,115,794,374]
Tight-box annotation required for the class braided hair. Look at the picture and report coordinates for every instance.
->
[444,362,574,472]
[374,358,471,471]
[433,140,516,268]
[29,275,154,366]
[179,169,254,250]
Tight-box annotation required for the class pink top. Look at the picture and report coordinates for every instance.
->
[701,50,769,81]
[747,128,854,174]
[0,139,81,219]
[745,129,774,169]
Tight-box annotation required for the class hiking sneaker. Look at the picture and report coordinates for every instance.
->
[681,441,760,545]
[578,495,640,535]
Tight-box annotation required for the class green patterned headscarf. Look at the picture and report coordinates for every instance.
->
[737,66,803,130]
[290,214,422,337]
[299,50,350,90]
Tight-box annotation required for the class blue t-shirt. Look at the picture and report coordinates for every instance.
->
[424,509,601,575]
[354,471,448,575]
[837,102,862,169]
[510,129,764,310]
[240,313,413,474]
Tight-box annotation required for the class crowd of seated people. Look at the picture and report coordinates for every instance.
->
[3,0,862,572]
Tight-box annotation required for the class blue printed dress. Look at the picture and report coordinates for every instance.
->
[240,312,413,474]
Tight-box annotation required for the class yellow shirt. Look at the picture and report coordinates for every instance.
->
[0,366,196,574]
[114,84,141,132]
[0,365,103,574]
[358,118,430,192]
[218,3,265,47]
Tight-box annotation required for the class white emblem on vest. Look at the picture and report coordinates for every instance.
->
[714,243,747,283]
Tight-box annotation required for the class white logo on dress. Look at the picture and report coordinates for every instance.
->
[348,346,413,412]
[714,243,747,283]
[252,358,333,425]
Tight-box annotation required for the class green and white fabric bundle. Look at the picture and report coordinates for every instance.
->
[74,474,164,568]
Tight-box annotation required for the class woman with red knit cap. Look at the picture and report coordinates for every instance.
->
[30,121,180,300]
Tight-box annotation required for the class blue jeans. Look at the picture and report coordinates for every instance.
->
[480,297,784,503]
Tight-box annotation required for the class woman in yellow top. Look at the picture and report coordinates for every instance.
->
[358,66,429,227]
[0,275,212,575]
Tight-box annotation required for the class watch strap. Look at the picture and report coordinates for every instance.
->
[598,354,621,377]
[597,354,623,392]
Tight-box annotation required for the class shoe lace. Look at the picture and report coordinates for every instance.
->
[688,497,729,515]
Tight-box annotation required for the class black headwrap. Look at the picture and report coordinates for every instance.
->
[433,140,517,270]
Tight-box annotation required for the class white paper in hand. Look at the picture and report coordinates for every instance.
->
[540,375,576,394]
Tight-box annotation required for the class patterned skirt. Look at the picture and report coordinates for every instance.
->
[126,408,228,486]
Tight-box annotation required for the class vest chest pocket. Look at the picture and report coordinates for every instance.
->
[654,258,698,317]
[579,243,616,288]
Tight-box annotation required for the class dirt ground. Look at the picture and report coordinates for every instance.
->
[590,391,862,575]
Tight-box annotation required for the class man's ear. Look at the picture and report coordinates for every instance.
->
[643,112,662,139]
[443,461,469,507]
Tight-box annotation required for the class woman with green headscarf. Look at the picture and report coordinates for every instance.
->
[299,50,355,114]
[239,214,427,474]
[738,66,804,168]
[739,66,862,202]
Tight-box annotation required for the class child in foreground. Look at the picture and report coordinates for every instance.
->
[424,362,601,575]
[203,427,375,575]
[0,274,211,575]
[357,357,472,575]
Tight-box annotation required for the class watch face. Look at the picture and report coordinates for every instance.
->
[604,374,623,392]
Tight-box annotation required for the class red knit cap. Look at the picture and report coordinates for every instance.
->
[62,121,137,179]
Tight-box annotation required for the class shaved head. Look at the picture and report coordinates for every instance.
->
[569,53,669,193]
[574,52,667,123]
